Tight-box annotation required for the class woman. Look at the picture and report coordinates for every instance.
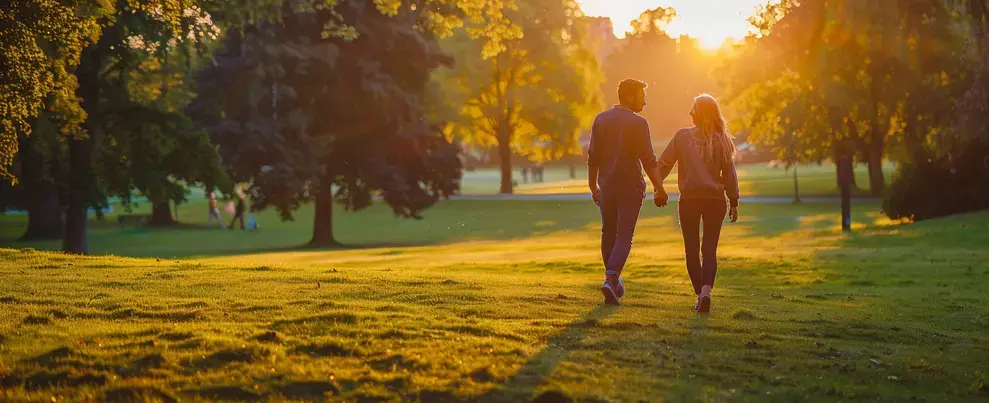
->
[207,191,225,229]
[657,94,740,313]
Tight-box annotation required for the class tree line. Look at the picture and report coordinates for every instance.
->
[0,0,602,254]
[720,0,989,218]
[3,0,986,255]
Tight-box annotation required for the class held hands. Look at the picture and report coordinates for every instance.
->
[729,206,739,223]
[653,187,669,207]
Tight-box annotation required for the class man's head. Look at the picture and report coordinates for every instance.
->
[618,79,648,113]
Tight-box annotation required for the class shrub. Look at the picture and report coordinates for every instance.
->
[884,141,989,221]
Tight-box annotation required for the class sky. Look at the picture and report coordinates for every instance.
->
[577,0,765,49]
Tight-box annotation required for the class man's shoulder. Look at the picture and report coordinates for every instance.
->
[598,107,647,124]
[628,112,649,125]
[595,108,619,120]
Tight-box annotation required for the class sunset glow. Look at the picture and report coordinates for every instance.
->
[578,0,764,49]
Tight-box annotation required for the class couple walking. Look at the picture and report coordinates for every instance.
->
[588,79,739,313]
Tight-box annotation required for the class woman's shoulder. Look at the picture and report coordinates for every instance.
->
[674,127,697,138]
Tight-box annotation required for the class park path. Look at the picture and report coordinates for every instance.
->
[452,193,879,204]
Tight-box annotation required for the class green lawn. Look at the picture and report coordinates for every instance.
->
[3,197,873,259]
[2,200,988,402]
[462,162,895,196]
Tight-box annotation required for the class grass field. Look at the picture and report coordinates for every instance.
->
[461,162,895,196]
[2,199,989,402]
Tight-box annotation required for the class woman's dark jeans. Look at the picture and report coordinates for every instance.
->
[677,198,727,295]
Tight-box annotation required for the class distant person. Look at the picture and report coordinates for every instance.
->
[207,192,225,229]
[587,78,667,306]
[521,166,529,184]
[247,214,260,231]
[229,192,247,230]
[657,94,740,313]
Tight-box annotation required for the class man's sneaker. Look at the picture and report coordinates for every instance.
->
[615,277,625,299]
[698,294,711,313]
[601,281,620,306]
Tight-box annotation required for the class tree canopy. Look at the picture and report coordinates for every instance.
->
[721,0,967,195]
[438,0,602,194]
[601,7,720,141]
[0,1,101,182]
[191,0,521,244]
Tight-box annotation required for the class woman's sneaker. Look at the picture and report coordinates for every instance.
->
[601,281,620,306]
[615,277,625,299]
[698,294,711,313]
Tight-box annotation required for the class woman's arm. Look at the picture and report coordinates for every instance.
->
[723,145,740,222]
[657,130,681,180]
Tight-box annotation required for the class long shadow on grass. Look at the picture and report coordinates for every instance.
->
[726,201,882,238]
[479,305,618,402]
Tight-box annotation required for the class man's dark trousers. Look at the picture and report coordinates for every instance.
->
[600,186,644,276]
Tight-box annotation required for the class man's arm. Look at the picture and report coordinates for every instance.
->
[637,120,662,191]
[587,119,601,204]
[588,165,600,200]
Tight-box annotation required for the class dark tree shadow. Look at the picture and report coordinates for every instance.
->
[479,305,619,402]
[180,241,436,258]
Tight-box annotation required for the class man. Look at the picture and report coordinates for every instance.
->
[229,191,246,230]
[587,78,668,306]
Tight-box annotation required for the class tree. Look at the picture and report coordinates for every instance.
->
[0,0,98,183]
[722,0,963,195]
[601,7,720,142]
[96,17,228,227]
[6,117,68,240]
[884,0,989,220]
[957,0,989,144]
[439,0,601,194]
[61,1,227,253]
[192,0,504,245]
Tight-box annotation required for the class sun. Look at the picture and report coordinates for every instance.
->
[687,30,738,51]
[577,0,761,50]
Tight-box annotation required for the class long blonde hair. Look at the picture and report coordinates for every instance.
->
[690,94,736,168]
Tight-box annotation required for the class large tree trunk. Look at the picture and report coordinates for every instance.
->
[148,201,178,227]
[792,165,801,204]
[18,132,63,241]
[310,187,338,246]
[63,137,91,255]
[22,187,63,241]
[64,46,102,255]
[869,140,886,195]
[868,72,886,196]
[838,122,862,192]
[498,124,513,194]
[849,161,860,191]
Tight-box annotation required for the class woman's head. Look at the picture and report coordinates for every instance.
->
[690,94,727,133]
[689,94,736,163]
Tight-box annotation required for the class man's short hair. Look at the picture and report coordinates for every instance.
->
[618,79,648,102]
